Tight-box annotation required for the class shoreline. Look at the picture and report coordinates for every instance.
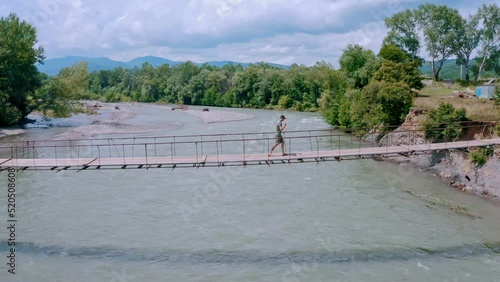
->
[1,102,257,140]
[378,109,500,200]
[0,128,25,139]
[383,153,500,201]
[52,102,178,139]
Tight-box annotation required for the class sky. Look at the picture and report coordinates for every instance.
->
[1,0,495,66]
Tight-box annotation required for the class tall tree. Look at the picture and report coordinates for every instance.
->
[318,70,347,126]
[0,13,45,125]
[339,44,380,89]
[384,9,421,62]
[371,60,424,90]
[416,4,463,81]
[475,3,500,82]
[454,13,481,82]
[483,49,500,75]
[34,62,89,117]
[379,43,412,64]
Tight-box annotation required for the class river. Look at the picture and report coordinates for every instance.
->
[0,103,499,282]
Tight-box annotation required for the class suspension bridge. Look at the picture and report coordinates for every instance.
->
[0,126,499,171]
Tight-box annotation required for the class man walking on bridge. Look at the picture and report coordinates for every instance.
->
[268,115,287,157]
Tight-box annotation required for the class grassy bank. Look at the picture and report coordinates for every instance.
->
[414,84,499,121]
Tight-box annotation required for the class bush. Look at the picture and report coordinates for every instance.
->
[423,102,468,141]
[278,95,293,109]
[470,146,494,167]
[456,80,475,88]
[0,91,23,126]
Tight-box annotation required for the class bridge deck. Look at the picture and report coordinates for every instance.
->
[1,138,498,170]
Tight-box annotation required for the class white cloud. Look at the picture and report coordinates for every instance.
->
[2,0,497,66]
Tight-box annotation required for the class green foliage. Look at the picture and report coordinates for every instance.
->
[326,81,413,133]
[0,91,23,126]
[454,13,481,82]
[82,60,335,112]
[483,49,500,76]
[455,79,475,87]
[378,44,411,63]
[423,102,468,141]
[385,4,500,81]
[321,43,416,134]
[34,62,89,117]
[359,81,413,128]
[474,4,500,82]
[0,13,45,125]
[417,4,464,81]
[339,44,381,89]
[384,9,421,61]
[342,89,370,132]
[470,146,494,167]
[277,95,293,109]
[337,90,359,130]
[372,60,424,90]
[318,70,348,126]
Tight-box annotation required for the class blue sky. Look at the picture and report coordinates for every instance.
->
[0,0,495,66]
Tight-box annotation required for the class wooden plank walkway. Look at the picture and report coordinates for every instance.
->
[0,138,498,171]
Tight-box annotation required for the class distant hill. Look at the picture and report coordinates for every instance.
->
[419,59,497,80]
[37,56,127,75]
[419,59,462,80]
[37,56,288,75]
[125,56,179,68]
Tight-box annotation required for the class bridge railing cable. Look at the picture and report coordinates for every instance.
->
[0,123,497,167]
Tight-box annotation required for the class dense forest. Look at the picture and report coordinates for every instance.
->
[1,3,499,131]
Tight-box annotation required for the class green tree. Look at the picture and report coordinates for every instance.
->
[416,4,463,81]
[34,62,89,117]
[338,89,366,131]
[189,69,209,105]
[475,3,500,82]
[378,44,411,64]
[202,86,220,106]
[277,95,293,109]
[0,13,45,125]
[482,49,500,75]
[318,70,347,126]
[360,81,413,128]
[328,81,413,133]
[371,60,423,90]
[384,9,421,61]
[454,13,481,82]
[339,44,380,89]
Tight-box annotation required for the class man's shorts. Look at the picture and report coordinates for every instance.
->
[275,135,284,144]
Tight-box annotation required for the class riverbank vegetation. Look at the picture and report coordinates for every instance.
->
[1,3,499,131]
[470,146,495,167]
[422,102,468,141]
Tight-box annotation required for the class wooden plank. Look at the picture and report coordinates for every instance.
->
[0,158,96,168]
[0,138,498,169]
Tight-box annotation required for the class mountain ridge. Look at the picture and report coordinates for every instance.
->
[37,56,289,75]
